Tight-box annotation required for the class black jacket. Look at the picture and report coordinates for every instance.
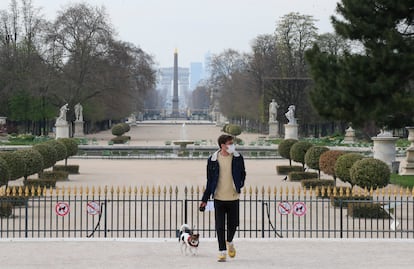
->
[201,150,246,202]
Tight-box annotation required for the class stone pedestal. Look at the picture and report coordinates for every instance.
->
[343,126,355,144]
[400,127,414,175]
[55,121,69,139]
[268,121,279,138]
[73,120,85,138]
[284,124,298,140]
[372,134,398,170]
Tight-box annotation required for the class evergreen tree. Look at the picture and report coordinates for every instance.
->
[306,0,414,129]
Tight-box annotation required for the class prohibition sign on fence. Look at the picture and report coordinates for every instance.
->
[293,202,307,216]
[87,201,101,215]
[55,202,70,217]
[278,201,292,215]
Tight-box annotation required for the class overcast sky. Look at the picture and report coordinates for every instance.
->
[0,0,340,67]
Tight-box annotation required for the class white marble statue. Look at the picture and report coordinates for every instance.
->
[57,103,69,123]
[269,99,279,122]
[285,105,296,125]
[74,103,83,122]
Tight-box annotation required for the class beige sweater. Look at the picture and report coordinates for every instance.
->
[214,152,239,201]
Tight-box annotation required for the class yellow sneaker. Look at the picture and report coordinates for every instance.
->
[227,241,236,258]
[217,251,226,262]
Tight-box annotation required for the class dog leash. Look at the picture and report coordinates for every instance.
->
[87,202,105,238]
[264,202,283,238]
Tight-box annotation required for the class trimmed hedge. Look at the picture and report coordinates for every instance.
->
[33,143,57,170]
[276,165,303,175]
[17,149,43,181]
[45,140,67,161]
[334,153,364,187]
[58,138,78,158]
[53,165,79,174]
[347,203,390,219]
[39,171,69,181]
[301,179,335,189]
[0,202,12,218]
[0,151,25,181]
[0,156,10,186]
[278,139,298,165]
[319,150,345,181]
[288,171,318,181]
[24,178,57,189]
[304,146,329,174]
[0,196,28,207]
[290,141,313,168]
[331,196,372,207]
[110,135,130,144]
[350,158,390,189]
[112,124,126,136]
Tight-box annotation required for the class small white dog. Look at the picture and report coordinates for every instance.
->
[178,224,200,256]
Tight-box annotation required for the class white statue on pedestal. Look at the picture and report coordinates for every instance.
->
[269,99,279,122]
[56,103,69,124]
[285,105,296,125]
[74,103,83,122]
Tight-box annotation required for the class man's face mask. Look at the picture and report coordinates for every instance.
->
[226,143,236,154]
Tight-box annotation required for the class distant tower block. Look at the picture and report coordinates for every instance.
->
[172,48,179,117]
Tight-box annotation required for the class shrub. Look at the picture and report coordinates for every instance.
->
[319,150,345,184]
[0,151,25,181]
[45,140,67,162]
[278,139,298,166]
[304,146,329,178]
[111,124,126,136]
[0,196,28,207]
[16,149,43,181]
[0,157,10,186]
[53,165,79,174]
[288,171,318,181]
[334,153,364,188]
[39,171,69,181]
[24,178,57,189]
[224,124,242,136]
[290,141,313,169]
[0,202,12,218]
[58,138,79,165]
[33,143,57,170]
[350,158,390,189]
[276,165,303,175]
[301,179,335,189]
[120,123,131,133]
[331,196,372,207]
[110,135,130,144]
[347,202,390,219]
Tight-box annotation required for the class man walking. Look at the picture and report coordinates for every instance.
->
[200,134,246,262]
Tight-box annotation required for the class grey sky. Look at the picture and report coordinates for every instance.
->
[1,0,340,67]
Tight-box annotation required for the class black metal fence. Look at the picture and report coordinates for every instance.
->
[1,185,413,239]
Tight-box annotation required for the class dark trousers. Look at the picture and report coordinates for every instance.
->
[214,199,239,251]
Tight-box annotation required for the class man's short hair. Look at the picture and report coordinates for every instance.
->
[218,134,233,147]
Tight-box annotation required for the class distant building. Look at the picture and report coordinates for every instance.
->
[190,62,203,91]
[203,51,212,79]
[157,67,189,114]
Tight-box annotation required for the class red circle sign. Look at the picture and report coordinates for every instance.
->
[87,201,101,215]
[55,202,70,216]
[293,202,307,216]
[278,202,292,215]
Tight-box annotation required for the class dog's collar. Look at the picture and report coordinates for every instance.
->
[187,237,199,247]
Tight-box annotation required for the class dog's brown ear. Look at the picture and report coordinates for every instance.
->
[195,234,200,239]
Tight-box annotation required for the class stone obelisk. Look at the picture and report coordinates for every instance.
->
[172,48,179,117]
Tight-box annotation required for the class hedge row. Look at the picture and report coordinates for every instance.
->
[0,138,78,186]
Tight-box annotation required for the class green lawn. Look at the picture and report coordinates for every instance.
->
[390,173,414,188]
